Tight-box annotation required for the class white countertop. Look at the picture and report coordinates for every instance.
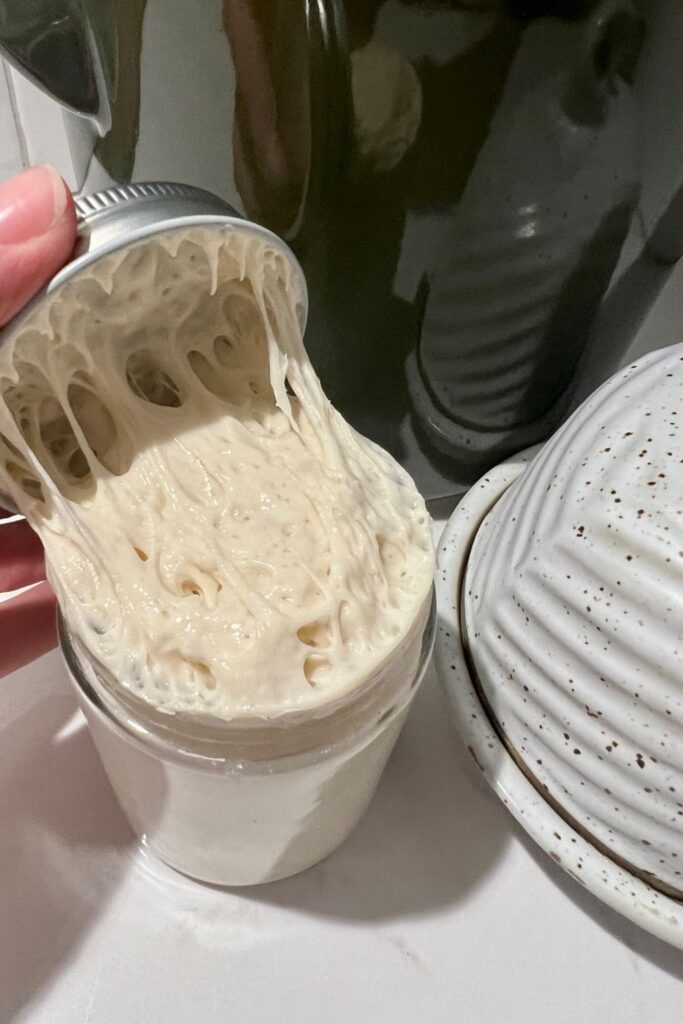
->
[2,521,683,1024]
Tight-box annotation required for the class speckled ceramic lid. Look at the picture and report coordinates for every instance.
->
[462,344,683,897]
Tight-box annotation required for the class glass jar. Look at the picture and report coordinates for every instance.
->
[59,592,435,886]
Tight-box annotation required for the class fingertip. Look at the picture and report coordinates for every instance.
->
[0,581,57,679]
[0,167,77,327]
[0,165,75,244]
[0,517,46,592]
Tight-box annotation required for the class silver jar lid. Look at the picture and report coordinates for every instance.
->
[49,181,308,319]
[73,182,243,255]
[0,180,308,511]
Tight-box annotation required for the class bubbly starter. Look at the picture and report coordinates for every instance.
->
[0,225,434,883]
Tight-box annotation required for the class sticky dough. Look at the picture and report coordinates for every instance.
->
[0,226,434,719]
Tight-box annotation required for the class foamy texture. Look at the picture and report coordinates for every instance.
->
[0,225,434,718]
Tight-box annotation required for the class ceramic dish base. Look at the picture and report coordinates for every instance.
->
[435,448,683,950]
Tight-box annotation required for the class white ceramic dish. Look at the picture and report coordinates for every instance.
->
[435,449,683,950]
[462,347,683,897]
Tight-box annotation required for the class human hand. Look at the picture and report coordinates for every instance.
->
[0,166,77,677]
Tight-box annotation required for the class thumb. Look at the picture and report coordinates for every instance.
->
[0,165,77,327]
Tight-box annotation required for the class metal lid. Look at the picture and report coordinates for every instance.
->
[2,177,308,367]
[0,180,308,513]
[45,180,308,321]
[73,182,241,256]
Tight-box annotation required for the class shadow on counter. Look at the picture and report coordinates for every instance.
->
[245,663,510,923]
[520,826,683,983]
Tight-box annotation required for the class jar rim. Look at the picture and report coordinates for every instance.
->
[59,589,436,773]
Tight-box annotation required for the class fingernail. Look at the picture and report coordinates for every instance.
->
[0,165,69,246]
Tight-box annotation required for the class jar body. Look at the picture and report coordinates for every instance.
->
[71,682,406,885]
[60,596,434,886]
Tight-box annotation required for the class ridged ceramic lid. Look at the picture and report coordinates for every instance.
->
[463,344,683,897]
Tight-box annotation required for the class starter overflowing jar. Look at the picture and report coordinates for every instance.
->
[0,198,435,884]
